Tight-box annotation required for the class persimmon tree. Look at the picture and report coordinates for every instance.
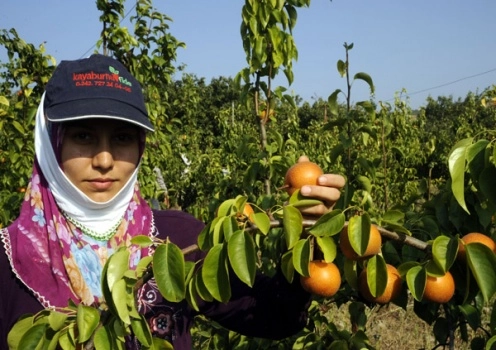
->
[0,29,55,225]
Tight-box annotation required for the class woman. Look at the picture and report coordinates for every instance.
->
[0,54,345,349]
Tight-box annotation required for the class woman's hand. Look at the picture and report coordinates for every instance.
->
[294,156,345,217]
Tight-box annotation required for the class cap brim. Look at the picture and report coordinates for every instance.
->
[45,98,155,132]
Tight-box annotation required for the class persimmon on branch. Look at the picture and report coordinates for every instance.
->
[134,220,428,294]
[248,219,429,251]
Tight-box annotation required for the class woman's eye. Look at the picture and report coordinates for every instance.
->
[71,131,93,142]
[114,133,138,143]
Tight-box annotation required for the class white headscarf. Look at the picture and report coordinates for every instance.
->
[34,93,139,234]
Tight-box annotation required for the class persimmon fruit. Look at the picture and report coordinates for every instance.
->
[458,232,496,261]
[283,161,323,195]
[242,203,255,223]
[339,224,382,260]
[300,261,341,298]
[422,272,455,304]
[259,109,274,120]
[358,264,402,304]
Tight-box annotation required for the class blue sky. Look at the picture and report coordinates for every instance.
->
[2,0,495,109]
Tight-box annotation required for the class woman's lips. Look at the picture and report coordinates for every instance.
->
[88,178,116,190]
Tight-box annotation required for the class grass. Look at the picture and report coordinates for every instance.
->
[323,295,494,350]
[191,293,494,349]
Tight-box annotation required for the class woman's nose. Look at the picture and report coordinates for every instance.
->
[92,139,114,170]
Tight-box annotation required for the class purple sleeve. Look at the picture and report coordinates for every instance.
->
[0,242,45,349]
[151,209,206,262]
[153,209,311,339]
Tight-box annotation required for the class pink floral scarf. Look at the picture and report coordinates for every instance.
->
[1,161,154,308]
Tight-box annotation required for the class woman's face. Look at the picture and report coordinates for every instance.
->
[60,118,141,202]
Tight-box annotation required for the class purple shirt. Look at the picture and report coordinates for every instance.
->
[1,209,310,349]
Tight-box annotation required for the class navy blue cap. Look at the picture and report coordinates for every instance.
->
[44,54,154,131]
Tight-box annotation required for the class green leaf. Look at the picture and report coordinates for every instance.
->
[431,235,458,274]
[425,259,445,277]
[251,212,271,235]
[283,205,303,249]
[17,323,47,350]
[136,256,153,277]
[330,143,345,163]
[486,336,496,350]
[308,209,345,237]
[212,216,227,245]
[194,269,214,302]
[288,191,323,208]
[380,221,412,236]
[353,72,375,94]
[281,250,295,283]
[106,248,130,292]
[7,315,34,350]
[186,275,201,312]
[93,326,112,350]
[493,145,496,168]
[100,262,118,317]
[458,304,480,330]
[153,242,186,303]
[292,238,311,276]
[202,244,231,302]
[217,198,235,217]
[184,261,195,284]
[382,210,405,223]
[356,100,376,120]
[112,279,131,325]
[46,330,62,350]
[466,139,489,184]
[234,195,248,212]
[227,230,256,287]
[0,95,9,106]
[397,261,420,278]
[357,175,372,192]
[433,317,449,344]
[329,339,349,350]
[12,120,25,134]
[406,265,427,301]
[130,235,153,247]
[347,214,372,256]
[152,337,174,349]
[365,255,387,297]
[491,302,496,334]
[76,304,100,343]
[316,236,337,262]
[337,59,346,77]
[197,222,213,251]
[48,311,68,331]
[222,216,237,242]
[466,243,496,302]
[58,327,75,350]
[328,89,342,116]
[130,314,153,347]
[479,166,496,208]
[112,315,126,343]
[350,330,371,349]
[448,137,473,214]
[344,259,358,290]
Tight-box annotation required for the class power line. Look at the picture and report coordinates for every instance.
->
[79,1,138,59]
[405,67,496,98]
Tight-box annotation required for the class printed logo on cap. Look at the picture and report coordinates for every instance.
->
[72,65,133,93]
